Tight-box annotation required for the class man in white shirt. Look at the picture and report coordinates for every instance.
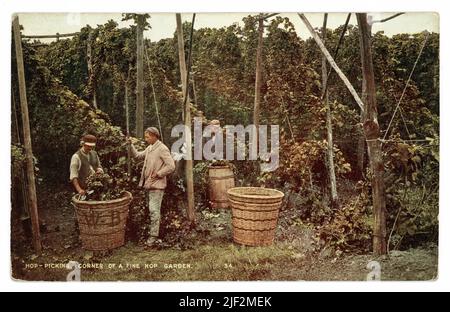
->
[69,134,104,195]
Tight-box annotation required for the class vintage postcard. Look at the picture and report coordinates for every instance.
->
[10,12,439,281]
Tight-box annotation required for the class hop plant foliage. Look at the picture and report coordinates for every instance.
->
[12,16,439,251]
[83,172,124,201]
[11,144,26,179]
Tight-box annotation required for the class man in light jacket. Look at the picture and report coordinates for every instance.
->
[127,127,175,247]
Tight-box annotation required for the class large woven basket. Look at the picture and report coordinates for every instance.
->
[72,191,132,251]
[227,187,284,246]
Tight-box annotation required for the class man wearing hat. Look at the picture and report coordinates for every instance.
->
[127,127,175,247]
[69,134,104,195]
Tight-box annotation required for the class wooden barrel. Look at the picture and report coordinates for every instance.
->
[227,187,284,246]
[71,191,132,251]
[208,165,235,209]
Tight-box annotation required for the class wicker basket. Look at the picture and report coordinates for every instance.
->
[227,187,284,246]
[72,191,132,251]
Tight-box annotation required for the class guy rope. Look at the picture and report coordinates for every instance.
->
[382,31,430,143]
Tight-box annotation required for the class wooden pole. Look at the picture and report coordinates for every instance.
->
[144,42,164,142]
[357,23,369,177]
[357,108,366,176]
[176,14,187,120]
[298,13,364,111]
[192,73,199,109]
[176,13,195,223]
[262,13,279,20]
[22,32,79,39]
[253,16,264,149]
[12,15,42,253]
[87,29,97,109]
[136,14,144,138]
[321,14,339,207]
[12,89,31,223]
[125,67,131,179]
[357,13,387,255]
[321,13,351,99]
[371,13,405,24]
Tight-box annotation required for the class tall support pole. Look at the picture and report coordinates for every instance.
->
[357,13,387,255]
[253,16,264,150]
[176,13,195,224]
[357,34,368,177]
[87,29,97,109]
[321,14,339,207]
[176,14,187,120]
[144,42,164,142]
[136,14,144,138]
[12,15,42,253]
[125,67,132,179]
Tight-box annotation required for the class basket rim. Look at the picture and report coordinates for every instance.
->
[208,165,231,169]
[72,190,132,205]
[227,187,284,200]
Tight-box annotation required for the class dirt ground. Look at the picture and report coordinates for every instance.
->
[10,189,438,282]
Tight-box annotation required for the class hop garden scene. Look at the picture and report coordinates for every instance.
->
[11,13,438,281]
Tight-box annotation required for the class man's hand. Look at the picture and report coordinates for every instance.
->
[78,189,86,195]
[96,167,104,174]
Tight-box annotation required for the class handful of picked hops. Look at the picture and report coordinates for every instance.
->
[83,172,124,201]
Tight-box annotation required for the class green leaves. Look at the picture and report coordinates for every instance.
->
[84,172,122,201]
[121,14,151,30]
[11,144,27,179]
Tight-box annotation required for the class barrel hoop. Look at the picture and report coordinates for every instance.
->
[233,225,274,232]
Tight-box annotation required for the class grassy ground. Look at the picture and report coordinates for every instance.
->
[12,240,438,281]
[11,189,438,282]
